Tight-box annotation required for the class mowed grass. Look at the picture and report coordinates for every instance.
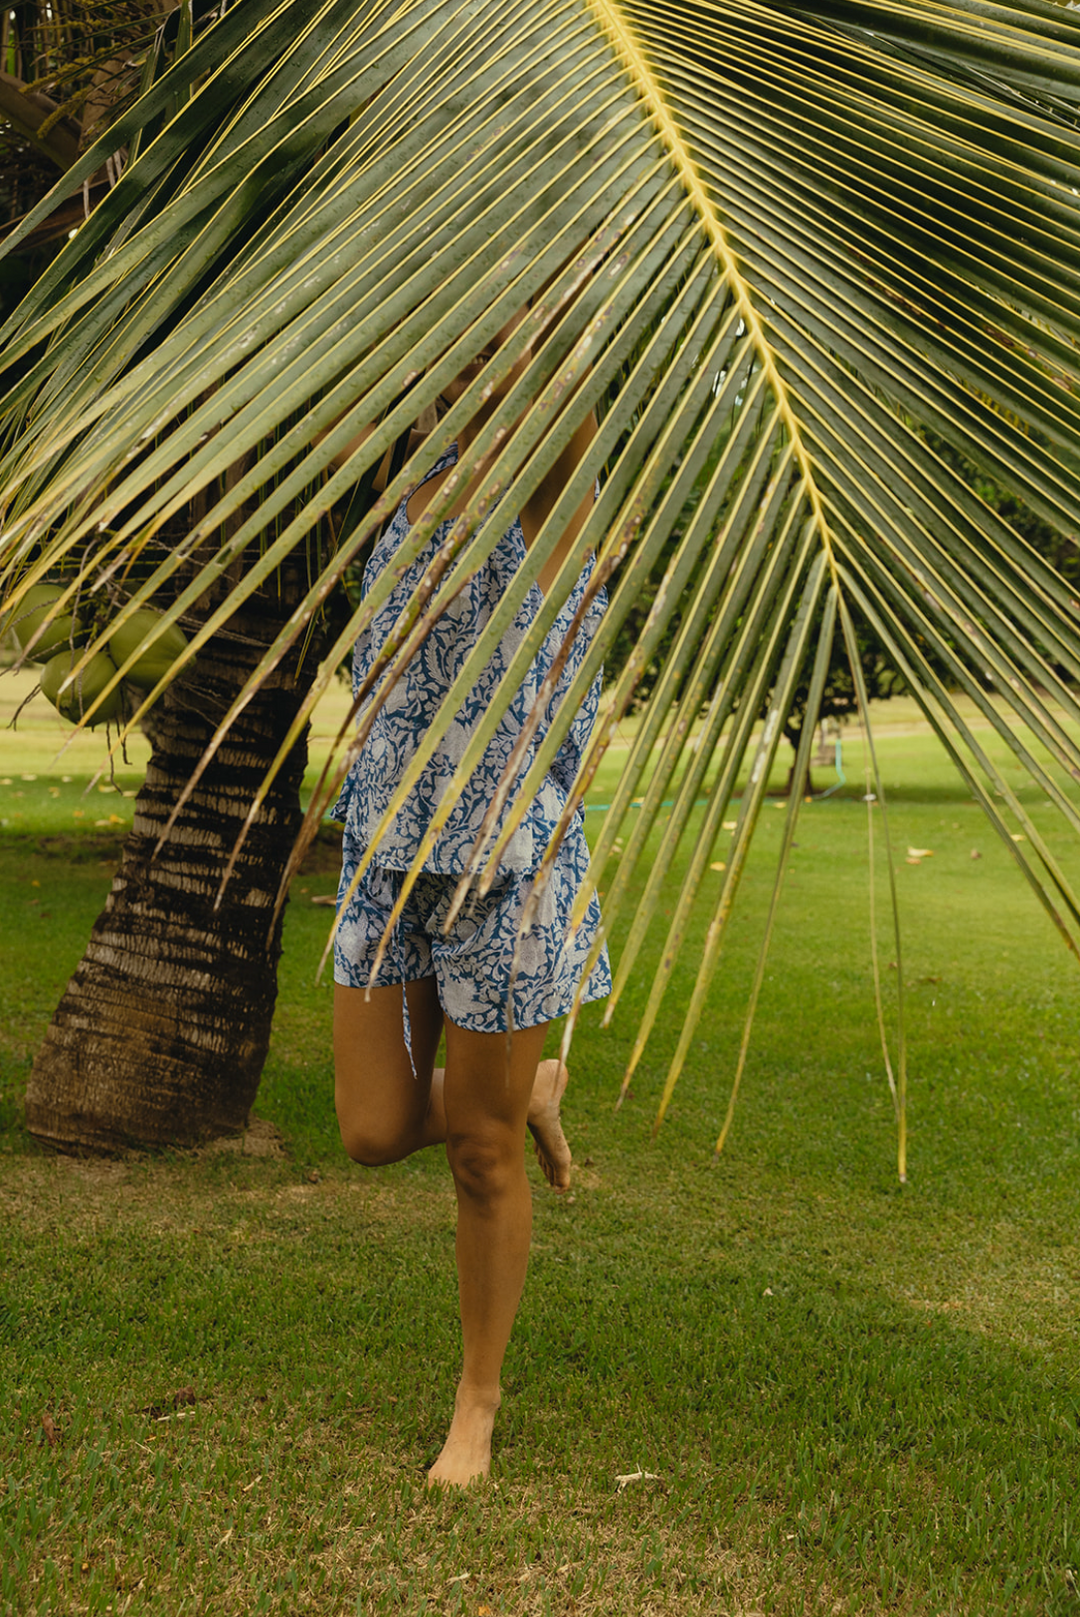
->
[1,671,1079,1615]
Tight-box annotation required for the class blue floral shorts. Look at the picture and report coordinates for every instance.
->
[333,825,612,1033]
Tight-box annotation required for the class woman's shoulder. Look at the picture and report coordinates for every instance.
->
[361,442,460,598]
[404,442,459,526]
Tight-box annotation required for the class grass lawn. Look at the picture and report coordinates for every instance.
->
[1,671,1079,1615]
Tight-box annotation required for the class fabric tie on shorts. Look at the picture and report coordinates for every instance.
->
[383,869,418,1079]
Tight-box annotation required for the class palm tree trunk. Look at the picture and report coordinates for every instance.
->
[25,610,314,1153]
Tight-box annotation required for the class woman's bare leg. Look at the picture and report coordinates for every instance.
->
[428,1017,550,1488]
[334,984,572,1486]
[334,983,571,1183]
[334,978,446,1162]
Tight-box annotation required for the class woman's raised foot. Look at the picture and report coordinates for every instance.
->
[526,1058,572,1191]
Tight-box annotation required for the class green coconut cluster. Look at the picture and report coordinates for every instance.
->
[6,585,188,725]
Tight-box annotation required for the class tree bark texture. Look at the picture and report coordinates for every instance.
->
[25,610,315,1153]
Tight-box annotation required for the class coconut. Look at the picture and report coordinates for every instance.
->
[6,583,83,661]
[108,609,188,690]
[40,649,125,725]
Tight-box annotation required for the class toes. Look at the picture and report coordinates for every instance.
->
[531,1136,567,1190]
[532,1139,554,1185]
[533,1136,570,1192]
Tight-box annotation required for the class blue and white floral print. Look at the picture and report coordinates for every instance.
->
[331,443,611,1027]
[330,444,606,875]
[334,826,612,1031]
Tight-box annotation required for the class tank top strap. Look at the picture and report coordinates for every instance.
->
[393,442,459,526]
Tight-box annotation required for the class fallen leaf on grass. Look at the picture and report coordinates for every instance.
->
[40,1412,60,1448]
[722,820,737,830]
[310,894,336,906]
[615,1469,661,1491]
[907,847,934,859]
[1010,833,1027,842]
[710,861,726,872]
[971,849,982,860]
[447,1573,470,1586]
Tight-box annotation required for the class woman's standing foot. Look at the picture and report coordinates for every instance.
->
[426,1388,501,1488]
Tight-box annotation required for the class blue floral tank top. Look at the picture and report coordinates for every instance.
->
[330,445,606,875]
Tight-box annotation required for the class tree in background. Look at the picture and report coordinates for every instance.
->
[1,2,335,1152]
[0,2,177,317]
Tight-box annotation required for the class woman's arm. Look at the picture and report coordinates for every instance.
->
[521,411,598,596]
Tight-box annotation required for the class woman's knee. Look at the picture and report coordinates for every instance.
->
[337,1118,391,1168]
[335,1092,412,1166]
[446,1127,522,1204]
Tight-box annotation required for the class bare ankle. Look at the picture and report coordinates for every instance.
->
[454,1382,501,1415]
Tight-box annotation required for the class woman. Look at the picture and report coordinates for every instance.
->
[330,327,611,1488]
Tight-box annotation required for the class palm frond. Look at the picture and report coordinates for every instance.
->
[713,583,841,1158]
[4,0,1080,1168]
